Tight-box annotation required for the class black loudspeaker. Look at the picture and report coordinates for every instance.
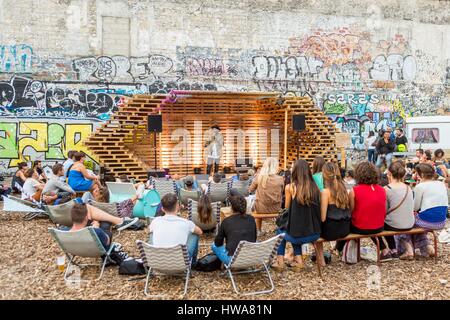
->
[292,114,306,131]
[147,115,162,132]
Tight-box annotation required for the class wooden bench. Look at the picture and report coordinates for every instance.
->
[312,228,439,278]
[251,213,279,219]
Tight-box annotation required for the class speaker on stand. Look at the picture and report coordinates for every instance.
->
[292,114,306,160]
[148,115,162,170]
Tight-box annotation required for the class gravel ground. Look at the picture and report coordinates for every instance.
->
[0,204,449,300]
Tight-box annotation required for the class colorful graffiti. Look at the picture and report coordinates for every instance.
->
[0,76,123,120]
[0,120,100,170]
[0,44,33,73]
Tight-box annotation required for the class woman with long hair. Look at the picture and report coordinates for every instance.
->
[312,156,325,191]
[272,159,322,272]
[197,194,213,225]
[249,157,284,233]
[315,162,351,266]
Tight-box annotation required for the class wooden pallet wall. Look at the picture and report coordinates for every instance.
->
[83,92,338,181]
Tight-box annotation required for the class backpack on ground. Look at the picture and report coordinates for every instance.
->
[341,240,358,264]
[194,253,222,272]
[118,258,146,275]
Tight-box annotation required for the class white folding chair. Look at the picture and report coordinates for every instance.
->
[136,240,191,298]
[49,227,116,282]
[224,234,284,296]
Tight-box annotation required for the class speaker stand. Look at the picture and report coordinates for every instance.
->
[153,130,157,170]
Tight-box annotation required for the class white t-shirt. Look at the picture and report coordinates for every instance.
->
[365,136,377,150]
[413,180,448,212]
[22,178,40,200]
[150,215,196,247]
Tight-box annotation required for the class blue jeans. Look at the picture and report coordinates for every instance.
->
[376,153,393,168]
[368,149,375,163]
[149,233,199,264]
[211,243,232,266]
[276,229,320,256]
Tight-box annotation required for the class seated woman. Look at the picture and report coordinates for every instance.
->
[68,152,100,192]
[21,169,45,202]
[211,193,257,266]
[12,162,28,193]
[312,156,325,191]
[192,195,217,232]
[335,161,386,255]
[272,159,322,272]
[83,185,145,219]
[397,163,448,258]
[433,149,448,178]
[315,162,351,266]
[248,157,284,234]
[382,161,415,260]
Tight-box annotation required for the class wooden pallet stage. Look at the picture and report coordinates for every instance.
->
[83,91,338,181]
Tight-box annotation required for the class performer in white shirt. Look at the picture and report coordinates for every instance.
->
[204,125,224,175]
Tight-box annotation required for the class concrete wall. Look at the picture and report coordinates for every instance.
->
[1,0,450,172]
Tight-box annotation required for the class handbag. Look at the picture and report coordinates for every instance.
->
[386,185,410,214]
[276,207,289,229]
[341,240,358,264]
[194,253,222,272]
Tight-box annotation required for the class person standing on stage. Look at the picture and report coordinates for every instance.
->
[204,125,224,175]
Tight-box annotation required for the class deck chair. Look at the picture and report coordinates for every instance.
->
[3,195,48,220]
[136,241,191,298]
[207,181,230,203]
[224,233,284,296]
[229,180,250,197]
[49,227,116,282]
[151,178,178,198]
[187,199,221,232]
[179,188,200,206]
[46,199,77,227]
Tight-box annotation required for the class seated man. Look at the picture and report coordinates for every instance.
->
[22,169,45,201]
[42,164,76,204]
[201,172,222,193]
[69,203,112,250]
[68,203,130,264]
[149,193,203,264]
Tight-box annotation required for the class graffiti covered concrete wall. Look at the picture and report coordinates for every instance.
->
[1,0,450,172]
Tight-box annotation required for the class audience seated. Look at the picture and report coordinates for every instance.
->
[315,162,351,266]
[335,162,387,256]
[12,162,28,193]
[192,195,217,232]
[396,164,448,258]
[211,193,256,266]
[201,172,222,193]
[68,152,100,192]
[149,193,203,264]
[22,169,45,202]
[32,160,47,183]
[382,161,415,260]
[62,150,76,181]
[249,157,284,234]
[42,164,76,205]
[272,159,321,272]
[312,156,325,191]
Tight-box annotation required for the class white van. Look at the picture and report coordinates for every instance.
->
[405,116,450,154]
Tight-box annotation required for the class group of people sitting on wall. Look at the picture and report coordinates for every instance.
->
[4,148,450,272]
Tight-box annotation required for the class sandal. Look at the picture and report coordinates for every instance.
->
[289,262,304,272]
[399,253,414,260]
[271,262,285,272]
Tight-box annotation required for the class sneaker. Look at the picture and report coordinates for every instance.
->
[379,252,393,262]
[115,217,139,231]
[390,251,399,259]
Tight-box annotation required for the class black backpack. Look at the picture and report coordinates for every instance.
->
[118,259,146,275]
[194,253,222,272]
